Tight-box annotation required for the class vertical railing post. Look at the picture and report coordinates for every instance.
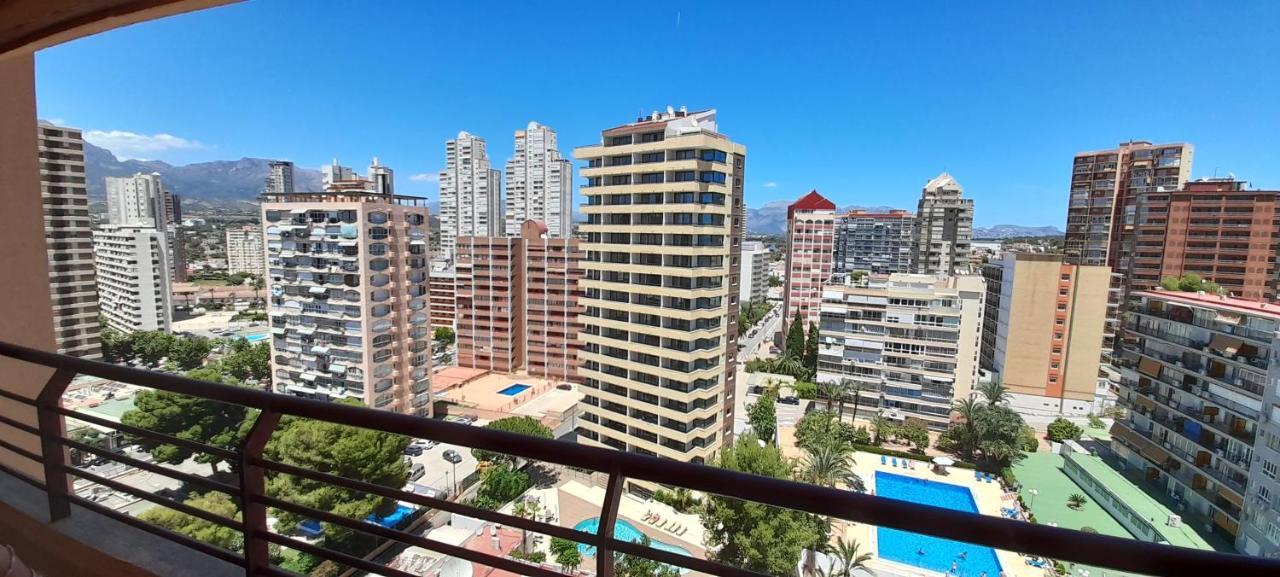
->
[36,369,76,522]
[595,466,624,577]
[239,410,280,576]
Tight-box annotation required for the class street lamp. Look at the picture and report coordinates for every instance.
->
[1028,488,1039,509]
[443,449,463,496]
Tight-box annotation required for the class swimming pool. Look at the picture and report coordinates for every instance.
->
[572,517,692,574]
[875,472,1002,577]
[497,383,531,396]
[244,333,269,342]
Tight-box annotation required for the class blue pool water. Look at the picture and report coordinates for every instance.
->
[572,518,692,574]
[244,333,269,342]
[497,383,531,396]
[366,504,416,528]
[875,472,1002,577]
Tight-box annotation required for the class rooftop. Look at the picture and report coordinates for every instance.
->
[1134,288,1280,321]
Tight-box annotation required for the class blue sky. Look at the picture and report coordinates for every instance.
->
[36,0,1280,227]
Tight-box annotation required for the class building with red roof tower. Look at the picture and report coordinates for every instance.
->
[784,190,837,333]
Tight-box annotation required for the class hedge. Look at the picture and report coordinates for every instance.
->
[849,443,982,471]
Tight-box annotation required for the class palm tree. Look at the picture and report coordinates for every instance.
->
[951,397,983,459]
[843,379,865,423]
[800,444,855,488]
[977,379,1010,406]
[817,381,840,412]
[870,415,895,446]
[512,498,541,553]
[250,275,264,304]
[829,537,873,577]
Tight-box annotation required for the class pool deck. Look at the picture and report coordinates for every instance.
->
[432,371,555,413]
[556,481,707,562]
[846,451,1040,577]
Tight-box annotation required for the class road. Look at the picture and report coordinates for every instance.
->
[737,305,783,363]
[406,419,486,496]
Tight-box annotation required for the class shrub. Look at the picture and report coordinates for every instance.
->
[510,550,546,563]
[1046,418,1083,443]
[1018,425,1039,452]
[794,381,817,399]
[1000,467,1018,489]
[850,443,980,470]
[1067,493,1088,510]
[1087,415,1105,429]
[1080,526,1098,534]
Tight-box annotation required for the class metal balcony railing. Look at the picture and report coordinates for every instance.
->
[0,340,1276,577]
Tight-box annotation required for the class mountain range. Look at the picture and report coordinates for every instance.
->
[82,143,1062,237]
[84,140,323,211]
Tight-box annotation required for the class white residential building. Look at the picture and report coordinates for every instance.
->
[504,122,573,237]
[225,225,265,276]
[105,172,165,228]
[816,274,985,430]
[265,161,295,195]
[262,184,433,416]
[92,227,173,333]
[368,157,394,196]
[321,159,356,187]
[740,240,769,304]
[913,172,975,275]
[439,131,502,255]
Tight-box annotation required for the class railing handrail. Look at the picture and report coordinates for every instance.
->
[0,339,1276,577]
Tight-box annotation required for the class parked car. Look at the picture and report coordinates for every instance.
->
[442,449,462,464]
[409,463,426,481]
[411,439,436,450]
[403,444,423,457]
[747,385,765,396]
[779,396,801,405]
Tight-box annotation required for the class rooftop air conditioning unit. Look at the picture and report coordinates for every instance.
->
[1167,514,1182,528]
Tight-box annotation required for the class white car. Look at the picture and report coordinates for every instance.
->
[411,439,437,450]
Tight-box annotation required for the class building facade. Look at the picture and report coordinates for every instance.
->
[836,209,915,274]
[522,221,586,384]
[783,190,836,331]
[320,159,355,187]
[913,173,974,275]
[739,240,769,304]
[504,122,573,238]
[429,258,456,329]
[980,253,1110,416]
[1243,338,1280,557]
[574,108,745,464]
[105,172,165,228]
[225,225,265,276]
[454,235,524,373]
[439,131,503,255]
[262,188,432,416]
[1128,179,1280,301]
[817,274,985,430]
[1113,289,1277,551]
[265,160,295,195]
[92,227,173,334]
[38,122,101,358]
[367,157,394,196]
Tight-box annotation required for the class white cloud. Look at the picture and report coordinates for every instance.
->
[762,181,778,188]
[84,129,206,160]
[409,173,440,183]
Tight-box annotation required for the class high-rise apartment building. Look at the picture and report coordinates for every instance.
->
[739,241,768,304]
[455,220,585,382]
[783,190,836,331]
[836,209,915,274]
[321,159,355,187]
[980,253,1110,416]
[1064,141,1194,358]
[1113,289,1276,551]
[817,274,985,429]
[104,172,185,282]
[225,225,265,276]
[439,132,502,255]
[262,186,432,416]
[429,259,456,329]
[913,173,974,275]
[368,157,394,196]
[92,227,173,333]
[37,122,101,358]
[504,122,573,237]
[574,108,745,464]
[265,160,295,195]
[1128,179,1280,300]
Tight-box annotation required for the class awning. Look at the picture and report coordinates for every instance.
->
[310,345,330,354]
[299,372,317,382]
[270,328,286,335]
[308,286,327,295]
[410,240,427,245]
[297,327,316,336]
[338,239,358,246]
[290,209,308,214]
[1210,334,1244,356]
[1215,311,1243,325]
[328,363,348,374]
[1138,356,1162,377]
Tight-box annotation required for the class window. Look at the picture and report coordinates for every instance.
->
[699,149,727,163]
[640,151,664,163]
[673,149,696,160]
[1057,303,1067,310]
[1061,274,1071,280]
[698,171,726,184]
[673,171,696,182]
[638,131,664,143]
[1259,485,1273,505]
[640,172,664,184]
[1053,347,1062,354]
[608,135,632,146]
[1264,459,1278,480]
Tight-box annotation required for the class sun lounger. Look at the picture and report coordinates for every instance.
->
[975,470,983,481]
[891,457,898,467]
[881,455,887,465]
[985,473,994,483]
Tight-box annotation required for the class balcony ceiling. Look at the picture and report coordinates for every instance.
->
[0,0,234,58]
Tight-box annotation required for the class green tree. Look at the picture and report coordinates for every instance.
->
[1018,424,1040,452]
[471,416,553,463]
[972,404,1029,467]
[785,312,806,360]
[265,401,410,551]
[434,326,456,345]
[794,410,843,452]
[221,341,270,382]
[946,397,984,458]
[870,415,897,446]
[701,434,825,576]
[512,498,542,554]
[121,368,248,474]
[101,329,134,363]
[1160,273,1222,295]
[828,537,872,577]
[556,547,582,573]
[476,464,531,505]
[250,275,265,303]
[1046,417,1083,443]
[653,487,701,514]
[767,276,783,288]
[977,380,1011,406]
[804,321,820,376]
[799,444,854,488]
[844,379,865,422]
[133,331,178,366]
[615,535,680,577]
[747,391,778,445]
[1067,493,1088,510]
[169,336,214,370]
[137,491,241,551]
[898,423,930,452]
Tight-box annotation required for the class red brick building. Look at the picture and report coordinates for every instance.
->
[783,190,836,330]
